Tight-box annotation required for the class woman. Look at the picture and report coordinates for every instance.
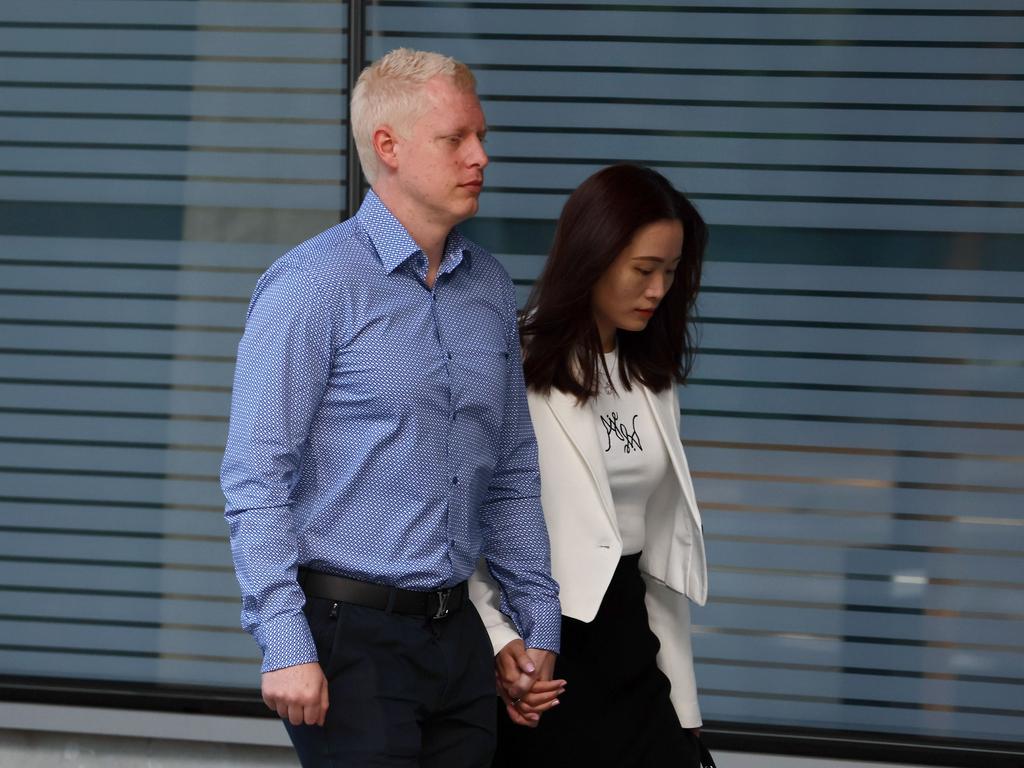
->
[469,164,712,767]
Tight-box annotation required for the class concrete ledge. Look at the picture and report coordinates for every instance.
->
[0,703,936,768]
[0,702,290,747]
[0,729,296,768]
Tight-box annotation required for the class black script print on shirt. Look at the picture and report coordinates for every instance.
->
[600,411,643,454]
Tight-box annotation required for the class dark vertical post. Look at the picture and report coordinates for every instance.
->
[345,0,366,219]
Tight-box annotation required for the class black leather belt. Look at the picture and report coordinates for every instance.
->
[298,568,468,620]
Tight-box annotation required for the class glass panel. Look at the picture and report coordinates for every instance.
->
[0,0,349,689]
[365,0,1024,745]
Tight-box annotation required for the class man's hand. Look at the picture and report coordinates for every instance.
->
[494,641,564,728]
[261,662,329,727]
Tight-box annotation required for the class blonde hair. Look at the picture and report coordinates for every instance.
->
[350,48,477,184]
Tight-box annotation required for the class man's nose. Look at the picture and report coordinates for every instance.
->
[468,136,488,168]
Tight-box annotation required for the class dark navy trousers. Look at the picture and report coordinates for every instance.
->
[285,595,496,768]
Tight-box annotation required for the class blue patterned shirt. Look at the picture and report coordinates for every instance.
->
[221,191,560,672]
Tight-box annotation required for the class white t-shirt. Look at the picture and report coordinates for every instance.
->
[590,348,668,555]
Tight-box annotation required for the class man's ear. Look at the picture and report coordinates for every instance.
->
[373,125,400,172]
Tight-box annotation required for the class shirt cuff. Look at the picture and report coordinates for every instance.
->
[519,598,562,654]
[254,612,319,673]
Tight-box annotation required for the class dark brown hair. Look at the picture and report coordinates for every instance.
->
[521,163,707,401]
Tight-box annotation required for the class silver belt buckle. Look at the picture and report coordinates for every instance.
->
[433,588,452,619]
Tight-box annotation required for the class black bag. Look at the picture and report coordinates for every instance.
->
[696,733,717,768]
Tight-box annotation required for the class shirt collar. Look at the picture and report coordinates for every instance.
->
[356,189,477,276]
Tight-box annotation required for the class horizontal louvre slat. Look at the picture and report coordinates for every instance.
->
[0,385,231,418]
[0,532,229,569]
[0,561,238,597]
[2,59,347,89]
[690,355,1021,391]
[683,385,1020,423]
[0,178,345,209]
[688,446,1022,489]
[471,71,1024,107]
[0,410,232,445]
[1,0,346,26]
[0,356,237,391]
[688,628,1021,677]
[0,116,348,149]
[2,148,345,179]
[0,650,258,688]
[476,192,1024,232]
[694,476,1022,520]
[0,29,346,58]
[707,568,1023,616]
[697,326,1024,362]
[488,132,1023,170]
[1,592,236,626]
[0,90,347,122]
[370,8,1024,42]
[371,35,1024,75]
[705,262,1024,294]
[0,501,228,536]
[482,164,1024,205]
[1,473,226,508]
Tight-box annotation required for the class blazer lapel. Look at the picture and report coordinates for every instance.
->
[542,387,617,528]
[642,386,702,528]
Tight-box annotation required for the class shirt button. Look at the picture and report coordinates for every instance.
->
[447,351,453,360]
[452,476,458,485]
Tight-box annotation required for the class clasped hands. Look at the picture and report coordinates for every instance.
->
[495,639,565,727]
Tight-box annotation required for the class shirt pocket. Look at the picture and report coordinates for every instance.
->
[450,346,511,433]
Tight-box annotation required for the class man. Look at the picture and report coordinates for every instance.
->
[220,49,560,767]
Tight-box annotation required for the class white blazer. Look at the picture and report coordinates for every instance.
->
[469,381,708,727]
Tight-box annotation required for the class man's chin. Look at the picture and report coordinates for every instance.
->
[454,198,481,221]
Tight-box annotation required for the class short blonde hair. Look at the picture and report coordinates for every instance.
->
[350,48,477,185]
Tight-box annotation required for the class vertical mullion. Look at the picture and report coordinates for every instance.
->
[345,0,366,219]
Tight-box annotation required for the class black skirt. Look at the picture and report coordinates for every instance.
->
[493,553,703,768]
